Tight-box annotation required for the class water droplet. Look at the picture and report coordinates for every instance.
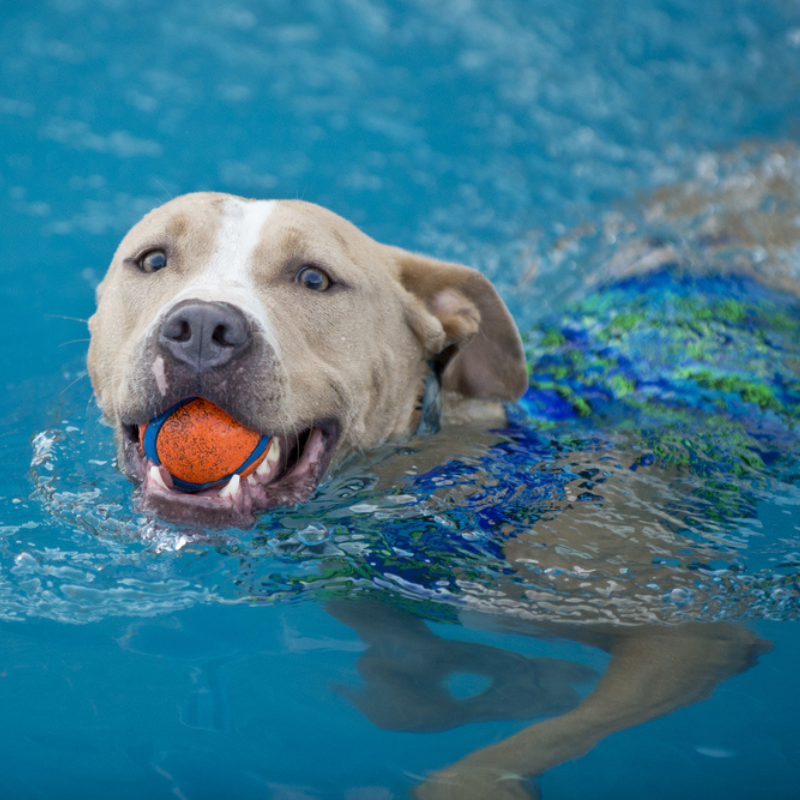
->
[669,587,694,604]
[695,746,735,758]
[14,552,38,569]
[297,525,330,545]
[349,504,378,513]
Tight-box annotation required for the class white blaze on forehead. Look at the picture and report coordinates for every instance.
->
[168,197,280,344]
[206,197,278,288]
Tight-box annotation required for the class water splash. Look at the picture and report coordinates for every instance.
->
[24,327,800,626]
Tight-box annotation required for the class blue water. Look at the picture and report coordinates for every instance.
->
[2,1,800,798]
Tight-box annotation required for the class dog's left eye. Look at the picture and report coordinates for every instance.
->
[296,266,331,291]
[139,250,168,273]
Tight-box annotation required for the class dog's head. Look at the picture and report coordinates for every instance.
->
[88,193,527,526]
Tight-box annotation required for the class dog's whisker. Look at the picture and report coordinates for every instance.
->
[154,178,175,201]
[86,391,99,423]
[58,338,91,347]
[60,370,89,396]
[46,314,90,324]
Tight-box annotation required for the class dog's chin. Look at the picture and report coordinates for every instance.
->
[120,420,340,528]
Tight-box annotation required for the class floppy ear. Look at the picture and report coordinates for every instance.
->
[393,249,528,401]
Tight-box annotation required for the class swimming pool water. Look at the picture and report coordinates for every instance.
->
[2,1,800,797]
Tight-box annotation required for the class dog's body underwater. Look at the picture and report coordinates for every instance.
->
[87,192,527,526]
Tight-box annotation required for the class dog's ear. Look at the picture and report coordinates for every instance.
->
[394,249,528,401]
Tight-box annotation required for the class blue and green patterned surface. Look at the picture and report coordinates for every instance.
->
[523,268,800,435]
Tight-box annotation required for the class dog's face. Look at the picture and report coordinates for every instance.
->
[88,193,527,526]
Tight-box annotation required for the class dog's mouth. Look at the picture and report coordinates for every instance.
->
[120,417,340,527]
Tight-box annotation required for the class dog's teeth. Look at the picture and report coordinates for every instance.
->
[247,475,258,486]
[148,465,169,491]
[219,473,241,499]
[257,439,281,475]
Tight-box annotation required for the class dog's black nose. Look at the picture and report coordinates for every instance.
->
[159,300,251,371]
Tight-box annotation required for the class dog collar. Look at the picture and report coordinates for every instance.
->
[415,359,443,436]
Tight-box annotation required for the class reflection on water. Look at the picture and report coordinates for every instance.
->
[327,601,597,733]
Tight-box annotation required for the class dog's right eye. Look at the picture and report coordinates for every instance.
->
[296,266,331,291]
[139,250,168,273]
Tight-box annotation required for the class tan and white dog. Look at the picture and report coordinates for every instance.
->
[88,192,528,526]
[88,192,768,799]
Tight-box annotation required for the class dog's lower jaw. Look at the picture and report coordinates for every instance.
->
[122,422,339,528]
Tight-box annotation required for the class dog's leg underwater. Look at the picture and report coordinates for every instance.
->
[413,621,768,799]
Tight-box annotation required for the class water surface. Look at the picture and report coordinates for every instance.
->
[1,1,800,797]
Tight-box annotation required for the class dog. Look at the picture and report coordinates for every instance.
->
[87,192,528,527]
[88,193,775,799]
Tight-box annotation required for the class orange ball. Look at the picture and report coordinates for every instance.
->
[139,397,270,490]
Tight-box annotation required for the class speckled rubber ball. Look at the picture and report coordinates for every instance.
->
[139,397,270,490]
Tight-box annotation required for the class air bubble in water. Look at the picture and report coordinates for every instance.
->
[669,587,695,604]
[14,552,39,569]
[297,525,330,545]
